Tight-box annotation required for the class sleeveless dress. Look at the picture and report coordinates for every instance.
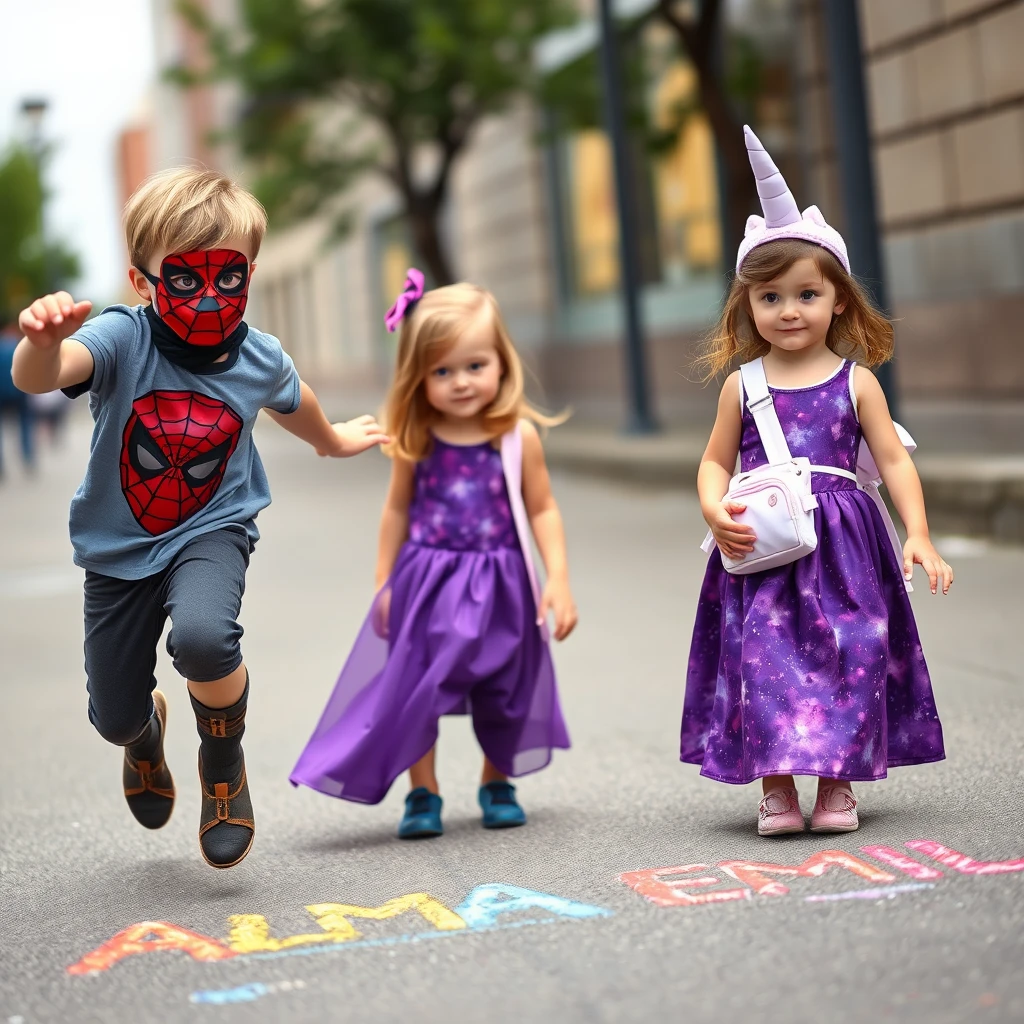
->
[291,437,570,804]
[681,361,945,784]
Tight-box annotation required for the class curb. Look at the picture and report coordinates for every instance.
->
[545,438,1024,545]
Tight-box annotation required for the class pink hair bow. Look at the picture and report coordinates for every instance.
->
[384,267,425,332]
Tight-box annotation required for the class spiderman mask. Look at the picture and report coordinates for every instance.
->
[140,248,250,347]
[120,390,244,536]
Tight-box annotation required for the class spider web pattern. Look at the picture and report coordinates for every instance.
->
[157,248,248,347]
[119,390,244,536]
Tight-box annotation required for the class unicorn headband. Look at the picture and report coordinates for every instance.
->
[737,125,849,273]
[384,267,425,332]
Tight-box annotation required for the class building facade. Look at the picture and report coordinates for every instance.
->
[130,0,1024,425]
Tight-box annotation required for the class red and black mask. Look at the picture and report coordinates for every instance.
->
[139,248,250,347]
[120,390,244,536]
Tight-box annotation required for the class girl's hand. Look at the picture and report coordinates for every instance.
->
[372,585,392,639]
[317,414,390,457]
[708,500,756,561]
[19,292,92,349]
[540,577,577,641]
[903,536,953,595]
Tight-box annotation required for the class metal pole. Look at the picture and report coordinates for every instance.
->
[596,0,658,434]
[821,1,898,419]
[21,99,52,294]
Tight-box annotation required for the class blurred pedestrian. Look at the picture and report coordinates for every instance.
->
[28,387,73,446]
[291,270,577,839]
[0,319,37,479]
[683,128,952,837]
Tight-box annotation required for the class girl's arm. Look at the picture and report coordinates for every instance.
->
[697,371,756,560]
[375,457,415,590]
[855,366,952,595]
[265,381,389,457]
[520,420,578,640]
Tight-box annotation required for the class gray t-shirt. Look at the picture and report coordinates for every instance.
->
[68,304,300,579]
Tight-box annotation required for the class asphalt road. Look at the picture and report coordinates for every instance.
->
[1,416,1022,1024]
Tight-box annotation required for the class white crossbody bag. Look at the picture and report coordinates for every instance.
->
[700,358,818,574]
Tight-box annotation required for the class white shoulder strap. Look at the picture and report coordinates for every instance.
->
[739,358,793,466]
[500,424,547,637]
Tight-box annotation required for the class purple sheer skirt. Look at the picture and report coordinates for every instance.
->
[291,542,570,804]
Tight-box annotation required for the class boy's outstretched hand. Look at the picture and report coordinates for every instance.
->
[317,414,390,457]
[19,292,93,349]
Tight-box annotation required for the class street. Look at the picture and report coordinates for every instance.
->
[1,415,1022,1024]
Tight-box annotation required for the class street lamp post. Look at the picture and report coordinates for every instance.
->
[20,98,52,295]
[595,0,659,435]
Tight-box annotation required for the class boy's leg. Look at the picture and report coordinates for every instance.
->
[83,569,176,828]
[162,528,254,869]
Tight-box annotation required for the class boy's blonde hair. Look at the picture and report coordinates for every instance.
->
[693,239,895,381]
[123,166,268,269]
[384,283,566,463]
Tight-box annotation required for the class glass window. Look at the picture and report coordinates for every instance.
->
[548,1,800,306]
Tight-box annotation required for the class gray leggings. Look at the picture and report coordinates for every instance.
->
[82,527,250,746]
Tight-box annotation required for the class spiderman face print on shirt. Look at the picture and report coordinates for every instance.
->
[120,390,244,536]
[139,249,250,347]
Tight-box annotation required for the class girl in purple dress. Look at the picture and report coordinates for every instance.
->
[291,272,576,837]
[682,128,953,837]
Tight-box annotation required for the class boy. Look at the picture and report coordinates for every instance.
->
[12,167,387,869]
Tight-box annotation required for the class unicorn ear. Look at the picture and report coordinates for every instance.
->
[745,214,765,234]
[803,205,827,227]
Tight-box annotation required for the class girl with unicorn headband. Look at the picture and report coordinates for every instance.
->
[291,272,575,838]
[682,127,953,837]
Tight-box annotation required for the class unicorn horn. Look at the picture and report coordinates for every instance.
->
[744,125,800,228]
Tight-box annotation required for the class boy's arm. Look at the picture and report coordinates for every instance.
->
[12,292,94,394]
[264,380,389,457]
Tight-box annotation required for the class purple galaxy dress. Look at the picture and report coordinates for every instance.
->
[681,361,944,784]
[291,437,570,804]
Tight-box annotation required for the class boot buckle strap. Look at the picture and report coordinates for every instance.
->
[214,782,230,820]
[209,717,227,737]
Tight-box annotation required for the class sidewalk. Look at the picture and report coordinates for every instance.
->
[542,419,1024,545]
[312,383,1024,544]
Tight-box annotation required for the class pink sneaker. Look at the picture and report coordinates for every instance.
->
[758,786,805,836]
[810,783,859,833]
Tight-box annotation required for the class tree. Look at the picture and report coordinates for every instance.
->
[176,0,577,286]
[654,0,758,268]
[0,146,79,323]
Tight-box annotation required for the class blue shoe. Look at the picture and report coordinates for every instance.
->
[478,781,526,829]
[398,787,443,839]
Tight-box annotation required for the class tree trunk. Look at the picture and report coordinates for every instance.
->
[406,195,456,286]
[655,0,756,271]
[691,60,756,268]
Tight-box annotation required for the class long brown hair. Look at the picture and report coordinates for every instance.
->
[383,282,566,463]
[693,239,894,382]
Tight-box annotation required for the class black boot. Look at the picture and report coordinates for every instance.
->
[123,690,175,829]
[190,678,254,869]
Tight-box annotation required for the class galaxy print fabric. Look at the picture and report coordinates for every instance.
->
[408,439,520,551]
[290,435,569,803]
[681,361,945,783]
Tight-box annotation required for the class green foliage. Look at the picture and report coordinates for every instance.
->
[0,146,79,324]
[176,0,578,242]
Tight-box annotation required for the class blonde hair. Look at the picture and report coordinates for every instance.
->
[383,282,566,463]
[693,239,894,381]
[123,166,267,269]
